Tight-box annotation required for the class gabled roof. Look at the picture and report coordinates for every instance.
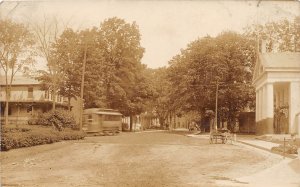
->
[253,52,300,83]
[260,52,300,68]
[0,76,40,86]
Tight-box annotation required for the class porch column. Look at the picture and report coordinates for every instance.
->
[258,88,262,121]
[262,86,266,119]
[256,91,259,122]
[264,83,274,134]
[265,83,274,118]
[290,82,300,134]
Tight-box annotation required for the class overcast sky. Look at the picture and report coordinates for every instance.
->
[1,0,299,69]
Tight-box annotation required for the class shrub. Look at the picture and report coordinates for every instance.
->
[1,126,85,151]
[28,109,77,130]
[271,144,298,154]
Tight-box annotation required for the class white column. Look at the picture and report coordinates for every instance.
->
[290,82,300,134]
[266,83,274,118]
[256,91,259,122]
[258,88,262,121]
[262,85,266,119]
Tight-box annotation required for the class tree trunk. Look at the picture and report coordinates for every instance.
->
[4,94,9,126]
[52,93,56,111]
[159,117,164,129]
[4,72,9,126]
[68,97,71,111]
[129,115,133,131]
[209,118,214,133]
[52,88,56,111]
[106,83,111,107]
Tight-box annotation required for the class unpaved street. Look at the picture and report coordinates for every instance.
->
[1,131,281,187]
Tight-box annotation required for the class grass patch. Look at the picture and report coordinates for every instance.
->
[1,125,86,151]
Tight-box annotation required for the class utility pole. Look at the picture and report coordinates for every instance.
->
[79,42,87,131]
[215,80,219,131]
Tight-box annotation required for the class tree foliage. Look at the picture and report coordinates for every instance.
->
[244,16,300,52]
[166,32,256,129]
[0,19,35,125]
[98,17,147,116]
[33,17,64,110]
[48,17,151,127]
[144,67,171,127]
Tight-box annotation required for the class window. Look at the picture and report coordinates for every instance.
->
[104,115,121,121]
[28,87,33,98]
[87,114,93,122]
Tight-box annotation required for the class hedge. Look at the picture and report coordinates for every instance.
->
[28,109,77,131]
[1,126,85,151]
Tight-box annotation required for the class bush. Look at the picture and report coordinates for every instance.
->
[28,109,77,130]
[1,126,85,151]
[271,144,298,154]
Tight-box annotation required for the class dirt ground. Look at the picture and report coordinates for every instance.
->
[0,131,286,187]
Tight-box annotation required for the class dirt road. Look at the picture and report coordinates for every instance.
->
[1,131,281,187]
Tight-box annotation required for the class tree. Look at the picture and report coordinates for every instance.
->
[98,17,147,130]
[244,16,300,52]
[144,67,172,128]
[52,28,82,110]
[32,17,64,110]
[167,32,256,130]
[0,19,35,125]
[79,27,107,108]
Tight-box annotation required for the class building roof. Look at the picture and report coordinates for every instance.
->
[259,52,300,69]
[253,52,300,84]
[0,75,40,86]
[84,108,122,116]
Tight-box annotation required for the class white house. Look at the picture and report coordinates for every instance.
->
[252,52,300,135]
[0,76,68,125]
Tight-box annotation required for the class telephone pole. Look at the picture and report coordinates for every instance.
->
[79,42,87,131]
[214,80,219,131]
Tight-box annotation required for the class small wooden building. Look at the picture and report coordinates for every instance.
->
[83,108,122,133]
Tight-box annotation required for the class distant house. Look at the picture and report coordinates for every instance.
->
[0,76,69,125]
[252,52,300,135]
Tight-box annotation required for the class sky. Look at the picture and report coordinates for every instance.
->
[1,0,300,69]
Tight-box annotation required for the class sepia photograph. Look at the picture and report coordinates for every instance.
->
[0,0,300,186]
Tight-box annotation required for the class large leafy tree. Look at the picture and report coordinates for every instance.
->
[167,32,256,130]
[98,17,148,130]
[52,18,150,131]
[52,28,82,110]
[0,19,35,125]
[244,16,300,52]
[145,67,172,128]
